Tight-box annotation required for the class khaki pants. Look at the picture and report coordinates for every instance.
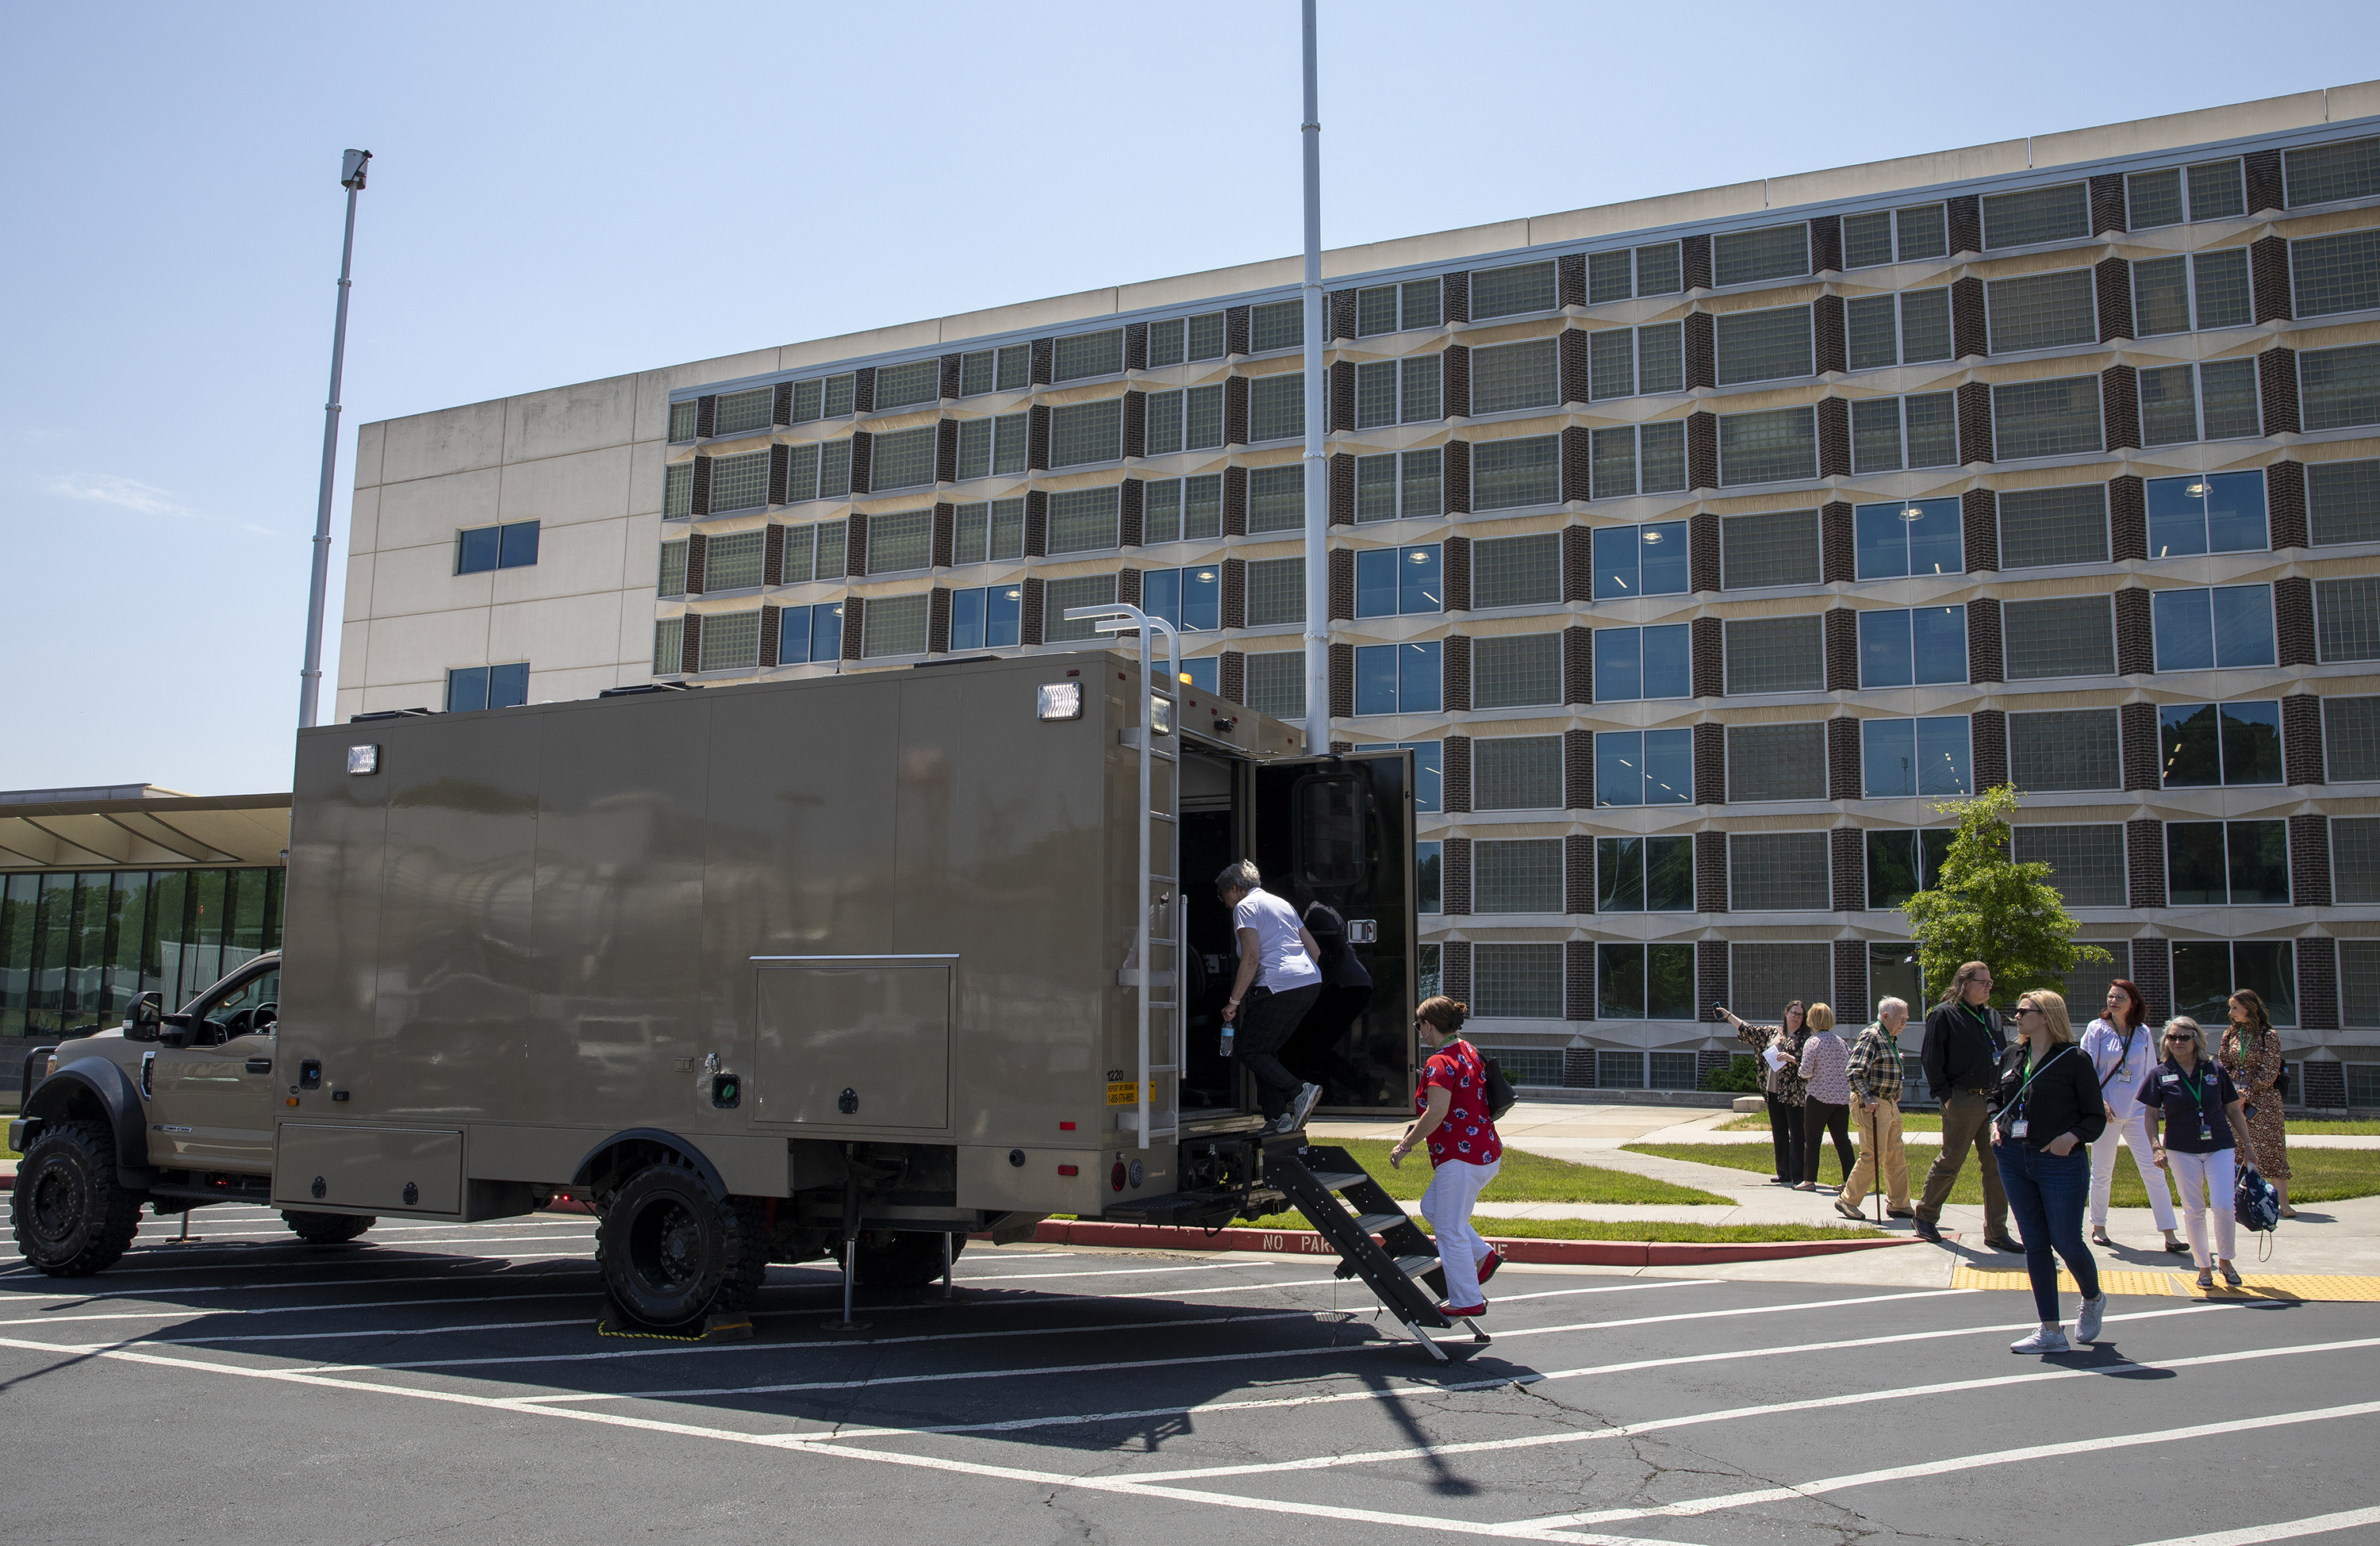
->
[1841,1099,1909,1210]
[1917,1088,2007,1233]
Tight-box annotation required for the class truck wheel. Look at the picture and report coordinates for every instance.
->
[282,1210,375,1245]
[853,1230,965,1289]
[597,1166,767,1329]
[10,1120,143,1277]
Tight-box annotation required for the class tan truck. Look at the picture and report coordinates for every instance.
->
[13,643,1457,1342]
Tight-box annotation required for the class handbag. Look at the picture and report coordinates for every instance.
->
[2235,1162,2282,1235]
[1468,1042,1518,1120]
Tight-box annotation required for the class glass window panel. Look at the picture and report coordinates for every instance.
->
[1250,300,1303,353]
[663,462,693,519]
[652,619,683,675]
[497,521,539,569]
[2010,708,2121,791]
[1598,837,1646,913]
[1640,421,1687,494]
[1182,384,1225,450]
[870,425,936,489]
[1718,406,1816,486]
[1711,222,1810,286]
[1400,279,1443,331]
[985,585,1019,647]
[668,400,699,443]
[1991,376,2102,459]
[1399,640,1441,712]
[2192,248,2253,329]
[1898,288,1954,362]
[698,609,760,672]
[1046,486,1120,554]
[1843,212,1894,269]
[1053,328,1123,382]
[1646,838,1695,913]
[1599,943,1647,1017]
[1590,427,1636,499]
[2003,597,2114,678]
[1357,286,1399,336]
[2152,589,2216,671]
[1400,355,1441,422]
[2326,695,2380,778]
[1472,339,1560,414]
[1905,392,1958,467]
[958,350,995,397]
[1145,391,1184,457]
[949,589,984,652]
[2011,827,2126,909]
[1588,328,1635,400]
[1248,465,1303,533]
[1356,454,1398,521]
[1860,608,1915,688]
[1472,633,1563,708]
[1356,361,1398,428]
[1985,270,2098,353]
[1049,399,1122,467]
[1186,313,1227,362]
[2140,363,2200,445]
[1138,481,1180,547]
[956,416,992,480]
[1634,243,1683,296]
[2211,584,2275,667]
[456,525,499,574]
[1475,838,1564,914]
[1587,249,1633,302]
[713,386,773,436]
[780,524,816,585]
[1846,295,1898,370]
[1244,556,1304,627]
[1720,508,1820,589]
[1643,623,1690,699]
[708,449,769,512]
[2128,167,2184,229]
[1183,566,1222,631]
[1916,715,1972,795]
[1182,475,1223,539]
[1894,205,1948,261]
[1595,731,1647,807]
[2319,577,2380,662]
[704,528,765,589]
[816,519,848,578]
[820,439,854,497]
[1415,841,1441,914]
[1401,545,1442,613]
[1998,484,2109,568]
[810,600,844,662]
[1472,435,1561,512]
[2301,343,2380,432]
[1475,735,1563,810]
[873,359,940,409]
[1043,574,1120,643]
[1913,605,1967,683]
[1472,531,1562,608]
[1242,650,1303,719]
[1470,259,1559,319]
[2132,255,2191,336]
[2228,820,2291,905]
[1714,305,1814,385]
[2284,135,2380,207]
[1983,182,2089,247]
[2309,459,2380,546]
[1473,942,1563,1019]
[1729,722,1827,801]
[994,346,1031,392]
[658,540,687,599]
[2222,700,2284,785]
[1595,626,1645,701]
[1356,548,1398,618]
[1637,322,1684,395]
[1145,320,1185,370]
[861,593,929,658]
[1249,374,1304,443]
[823,374,855,418]
[1730,831,1832,910]
[2186,159,2246,220]
[2199,359,2262,440]
[1723,614,1824,694]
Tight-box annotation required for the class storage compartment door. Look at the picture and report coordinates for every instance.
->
[273,1124,464,1214]
[752,957,952,1130]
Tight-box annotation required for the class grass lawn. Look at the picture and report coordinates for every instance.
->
[1331,1137,1728,1206]
[1714,1111,2380,1136]
[1626,1141,2380,1205]
[1235,1212,1879,1242]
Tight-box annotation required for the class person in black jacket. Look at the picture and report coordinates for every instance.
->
[1994,990,2109,1353]
[1914,961,2017,1250]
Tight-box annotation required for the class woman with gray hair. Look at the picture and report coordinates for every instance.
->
[1215,860,1325,1134]
[2141,1016,2255,1290]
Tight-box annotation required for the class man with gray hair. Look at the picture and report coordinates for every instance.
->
[1215,859,1325,1133]
[1837,996,1914,1220]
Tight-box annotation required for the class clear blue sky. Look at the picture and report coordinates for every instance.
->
[4,2,2374,795]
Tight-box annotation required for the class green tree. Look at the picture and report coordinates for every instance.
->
[1901,784,2110,1008]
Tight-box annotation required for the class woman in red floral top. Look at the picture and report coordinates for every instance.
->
[1390,996,1505,1318]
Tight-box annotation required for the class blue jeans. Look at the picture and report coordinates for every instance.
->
[1994,1141,2100,1323]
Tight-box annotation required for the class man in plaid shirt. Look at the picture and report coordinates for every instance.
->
[1837,997,1914,1219]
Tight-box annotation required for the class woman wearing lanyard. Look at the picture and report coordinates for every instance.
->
[2079,979,2186,1253]
[2217,990,2294,1219]
[1718,1001,1808,1186]
[1992,990,2109,1353]
[2140,1016,2255,1289]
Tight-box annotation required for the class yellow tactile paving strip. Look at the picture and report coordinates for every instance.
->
[1952,1264,2380,1302]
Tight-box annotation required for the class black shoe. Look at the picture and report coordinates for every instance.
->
[2164,1238,2193,1254]
[1914,1218,1944,1243]
[1888,1209,1917,1219]
[1985,1233,2025,1254]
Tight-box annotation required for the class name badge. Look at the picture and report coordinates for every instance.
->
[2198,1118,2214,1142]
[2009,1118,2029,1138]
[2162,1073,2179,1085]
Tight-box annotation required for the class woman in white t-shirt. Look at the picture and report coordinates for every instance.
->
[1215,860,1325,1134]
[2079,977,2186,1253]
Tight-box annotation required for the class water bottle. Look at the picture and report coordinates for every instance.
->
[1219,1023,1234,1058]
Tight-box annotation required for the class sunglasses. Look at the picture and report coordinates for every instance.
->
[2165,1033,2194,1042]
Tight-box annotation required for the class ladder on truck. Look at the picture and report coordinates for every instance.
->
[1068,604,1184,1149]
[1269,1140,1491,1360]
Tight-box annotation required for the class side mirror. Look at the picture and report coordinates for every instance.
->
[157,1015,194,1050]
[126,992,164,1042]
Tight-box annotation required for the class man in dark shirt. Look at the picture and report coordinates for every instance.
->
[1914,961,2019,1250]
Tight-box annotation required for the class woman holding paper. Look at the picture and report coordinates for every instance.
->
[1720,1001,1808,1186]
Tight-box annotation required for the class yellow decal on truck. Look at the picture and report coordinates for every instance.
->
[1107,1081,1140,1106]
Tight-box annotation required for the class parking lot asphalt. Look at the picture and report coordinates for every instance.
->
[4,1205,2378,1545]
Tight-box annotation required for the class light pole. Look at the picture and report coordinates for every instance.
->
[298,148,371,731]
[1298,0,1328,754]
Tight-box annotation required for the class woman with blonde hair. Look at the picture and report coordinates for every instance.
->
[1791,1003,1856,1191]
[1991,989,2110,1352]
[1389,996,1504,1319]
[2217,990,2294,1218]
[2143,1016,2255,1289]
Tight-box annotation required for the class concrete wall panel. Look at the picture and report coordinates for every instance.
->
[494,443,632,530]
[1768,144,2030,209]
[381,399,505,484]
[503,377,638,464]
[491,516,628,604]
[346,486,380,555]
[363,608,495,689]
[374,540,491,618]
[526,662,624,704]
[629,353,780,438]
[353,421,386,490]
[627,438,670,517]
[486,590,624,673]
[342,552,376,623]
[2033,93,2329,171]
[376,467,500,552]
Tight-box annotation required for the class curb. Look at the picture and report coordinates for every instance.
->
[1002,1218,1921,1265]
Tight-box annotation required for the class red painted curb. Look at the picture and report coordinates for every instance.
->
[1004,1218,1921,1264]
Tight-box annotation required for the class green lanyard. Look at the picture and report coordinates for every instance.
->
[2172,1060,2209,1114]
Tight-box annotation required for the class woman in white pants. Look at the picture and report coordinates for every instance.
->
[2079,979,2186,1253]
[1390,996,1505,1318]
[2139,1016,2255,1290]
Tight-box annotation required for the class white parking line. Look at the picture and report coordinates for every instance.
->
[2126,1506,2380,1545]
[0,1259,600,1301]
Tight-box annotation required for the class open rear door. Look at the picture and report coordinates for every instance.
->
[1253,750,1418,1111]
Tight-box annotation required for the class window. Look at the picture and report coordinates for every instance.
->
[1714,305,1814,385]
[1727,722,1826,802]
[701,528,765,591]
[708,449,770,514]
[1142,565,1222,633]
[1476,735,1564,810]
[2318,577,2380,662]
[862,593,930,658]
[1248,465,1303,533]
[1472,531,1561,609]
[954,412,1031,480]
[1597,836,1695,913]
[1353,641,1441,715]
[1474,838,1563,914]
[2125,159,2245,227]
[789,373,858,423]
[1248,373,1304,443]
[1711,223,1810,287]
[2311,459,2380,546]
[2152,586,2277,670]
[1730,831,1832,911]
[1982,182,2089,248]
[777,520,848,585]
[1469,259,1558,320]
[1841,203,1949,267]
[870,425,936,490]
[2132,251,2255,335]
[455,520,539,574]
[1585,241,1683,301]
[1049,400,1122,468]
[2159,700,2283,788]
[1471,339,1560,414]
[1985,270,2098,354]
[2173,942,2297,1029]
[1718,406,1816,486]
[664,462,693,520]
[1844,289,1954,369]
[1354,278,1443,336]
[1595,624,1691,701]
[1042,574,1119,644]
[1354,450,1443,521]
[1998,484,2110,569]
[950,498,1027,565]
[1354,356,1441,426]
[2145,471,2268,557]
[2301,343,2380,431]
[1723,615,1824,694]
[1242,556,1304,628]
[658,539,687,599]
[1472,435,1561,511]
[1858,607,1967,687]
[947,584,1023,651]
[1597,942,1698,1019]
[1720,508,1820,590]
[1146,313,1228,368]
[2285,134,2380,208]
[781,440,856,504]
[1595,728,1692,807]
[446,662,528,711]
[668,400,699,443]
[1862,717,1972,798]
[1848,393,1959,474]
[652,618,683,675]
[1356,545,1442,616]
[1991,376,2102,458]
[1471,627,1564,708]
[1249,300,1303,354]
[1143,385,1226,455]
[1588,323,1687,400]
[2010,708,2121,792]
[1727,942,1833,1018]
[2166,820,2290,905]
[957,344,1032,397]
[696,611,760,673]
[1592,520,1690,599]
[1242,650,1303,720]
[1867,829,1952,911]
[1588,423,1689,499]
[1046,486,1120,555]
[1472,942,1563,1019]
[2324,695,2380,779]
[2011,825,2126,908]
[1398,838,1440,915]
[712,387,773,437]
[2336,819,2380,903]
[1356,740,1443,811]
[1053,328,1123,382]
[1142,475,1225,543]
[873,359,941,410]
[777,600,844,665]
[2003,597,2114,679]
[1853,497,1961,579]
[2140,361,2263,444]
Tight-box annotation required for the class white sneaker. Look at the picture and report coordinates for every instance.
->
[1272,1112,1301,1134]
[1290,1082,1323,1129]
[2075,1295,2105,1344]
[2010,1325,2070,1354]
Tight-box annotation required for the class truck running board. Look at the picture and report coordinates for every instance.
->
[1265,1140,1489,1362]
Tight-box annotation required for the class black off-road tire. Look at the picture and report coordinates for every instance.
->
[853,1230,965,1289]
[282,1210,376,1245]
[10,1120,144,1277]
[596,1166,768,1331]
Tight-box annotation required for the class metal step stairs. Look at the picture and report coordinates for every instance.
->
[1267,1141,1489,1361]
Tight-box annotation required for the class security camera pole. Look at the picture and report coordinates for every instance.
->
[298,149,372,731]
